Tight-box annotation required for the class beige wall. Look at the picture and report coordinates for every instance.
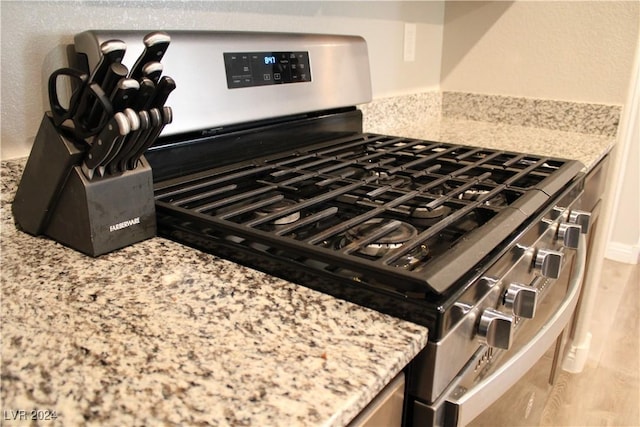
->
[4,1,638,160]
[0,1,445,160]
[441,1,640,104]
[439,0,639,263]
[607,44,640,263]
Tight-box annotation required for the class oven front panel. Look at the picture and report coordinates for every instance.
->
[406,177,587,426]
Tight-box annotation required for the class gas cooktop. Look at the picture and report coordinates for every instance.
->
[153,129,582,299]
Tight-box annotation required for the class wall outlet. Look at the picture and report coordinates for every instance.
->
[404,23,417,62]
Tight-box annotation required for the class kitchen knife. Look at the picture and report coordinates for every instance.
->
[83,62,128,129]
[97,108,140,177]
[110,78,140,112]
[124,108,163,170]
[127,106,173,170]
[107,110,151,175]
[131,78,156,110]
[141,61,163,84]
[100,63,129,101]
[149,75,176,109]
[90,39,127,85]
[81,112,130,180]
[129,31,171,80]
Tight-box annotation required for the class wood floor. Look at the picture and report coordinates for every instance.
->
[470,258,640,427]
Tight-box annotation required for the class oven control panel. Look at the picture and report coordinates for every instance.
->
[74,31,370,136]
[223,51,311,89]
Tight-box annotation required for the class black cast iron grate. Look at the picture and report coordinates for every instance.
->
[154,133,583,295]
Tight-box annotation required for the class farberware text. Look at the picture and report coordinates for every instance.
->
[109,217,140,232]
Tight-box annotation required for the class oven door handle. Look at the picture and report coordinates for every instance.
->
[443,234,587,427]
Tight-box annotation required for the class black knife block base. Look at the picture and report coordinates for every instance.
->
[12,113,84,235]
[45,161,156,257]
[13,113,157,257]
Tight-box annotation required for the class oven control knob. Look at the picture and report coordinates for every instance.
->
[568,209,591,234]
[534,249,563,279]
[504,283,538,318]
[558,223,582,249]
[477,308,513,350]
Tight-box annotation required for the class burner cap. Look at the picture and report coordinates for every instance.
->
[346,218,417,256]
[411,205,451,221]
[458,185,507,207]
[371,171,412,188]
[256,199,301,225]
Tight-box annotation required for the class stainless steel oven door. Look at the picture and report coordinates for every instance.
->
[433,233,586,427]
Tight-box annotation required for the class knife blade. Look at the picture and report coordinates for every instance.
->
[90,39,127,85]
[149,75,176,109]
[81,112,130,180]
[141,61,163,85]
[127,106,173,170]
[129,31,171,80]
[97,108,140,177]
[110,78,140,112]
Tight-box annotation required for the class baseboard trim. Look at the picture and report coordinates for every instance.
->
[605,242,640,264]
[562,332,592,373]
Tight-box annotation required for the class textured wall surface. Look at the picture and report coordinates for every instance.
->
[608,48,640,263]
[441,1,639,104]
[0,1,445,159]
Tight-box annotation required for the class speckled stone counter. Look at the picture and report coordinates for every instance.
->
[370,116,614,172]
[1,111,616,426]
[360,91,617,171]
[0,159,428,427]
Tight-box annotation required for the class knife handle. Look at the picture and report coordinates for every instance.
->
[128,106,172,170]
[83,112,130,172]
[69,82,113,140]
[83,62,128,129]
[107,110,151,175]
[90,39,126,84]
[149,76,176,109]
[110,78,140,112]
[101,63,129,98]
[129,31,171,80]
[142,61,163,85]
[125,108,162,170]
[132,78,156,111]
[98,108,140,174]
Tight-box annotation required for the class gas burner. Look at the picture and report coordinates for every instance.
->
[410,205,452,226]
[346,218,417,256]
[255,199,301,225]
[371,171,412,189]
[438,177,508,207]
[327,218,430,269]
[458,183,508,207]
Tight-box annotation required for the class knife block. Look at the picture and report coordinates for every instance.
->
[13,113,157,257]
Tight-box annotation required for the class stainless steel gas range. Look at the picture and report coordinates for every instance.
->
[75,30,593,426]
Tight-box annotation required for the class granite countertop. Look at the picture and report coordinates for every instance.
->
[0,117,615,427]
[1,158,429,426]
[366,117,615,173]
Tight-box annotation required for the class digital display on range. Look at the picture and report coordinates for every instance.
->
[223,51,311,89]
